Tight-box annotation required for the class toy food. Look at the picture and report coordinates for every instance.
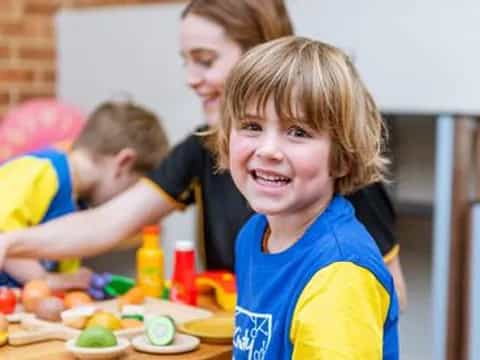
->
[88,272,111,300]
[64,291,93,309]
[22,279,51,312]
[61,305,96,329]
[0,287,16,314]
[121,305,144,321]
[86,311,121,331]
[117,286,145,309]
[34,296,65,322]
[75,326,117,348]
[88,288,106,301]
[196,271,236,311]
[146,315,175,346]
[104,275,134,297]
[0,331,7,346]
[120,318,143,329]
[90,273,110,289]
[0,314,8,332]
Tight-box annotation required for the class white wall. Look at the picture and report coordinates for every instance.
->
[288,0,480,114]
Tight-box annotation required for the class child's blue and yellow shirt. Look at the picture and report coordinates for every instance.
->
[234,195,399,359]
[0,148,77,285]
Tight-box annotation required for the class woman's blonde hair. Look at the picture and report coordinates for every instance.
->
[182,0,294,51]
[215,36,389,195]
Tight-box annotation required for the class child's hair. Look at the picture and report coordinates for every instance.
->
[72,101,169,173]
[216,36,389,195]
[181,0,294,51]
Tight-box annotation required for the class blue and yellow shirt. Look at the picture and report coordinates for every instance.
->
[0,148,78,285]
[234,195,399,359]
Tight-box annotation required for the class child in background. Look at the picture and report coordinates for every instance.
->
[216,37,398,358]
[0,100,169,291]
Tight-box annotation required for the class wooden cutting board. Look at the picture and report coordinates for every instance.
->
[9,297,212,346]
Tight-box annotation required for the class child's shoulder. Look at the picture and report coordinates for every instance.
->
[0,148,70,196]
[237,213,266,239]
[322,196,386,268]
[2,147,67,164]
[234,213,266,250]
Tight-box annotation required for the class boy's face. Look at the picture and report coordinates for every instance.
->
[86,156,140,207]
[180,14,243,126]
[229,99,335,219]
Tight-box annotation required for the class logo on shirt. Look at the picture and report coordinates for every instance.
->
[234,306,272,360]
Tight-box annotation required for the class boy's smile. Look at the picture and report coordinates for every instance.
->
[229,99,335,222]
[249,168,292,195]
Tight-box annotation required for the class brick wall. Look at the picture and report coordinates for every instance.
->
[0,0,182,118]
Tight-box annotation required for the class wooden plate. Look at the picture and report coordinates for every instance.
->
[65,337,130,359]
[131,334,200,354]
[177,314,234,344]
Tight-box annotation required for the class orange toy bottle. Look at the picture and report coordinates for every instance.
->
[136,225,164,297]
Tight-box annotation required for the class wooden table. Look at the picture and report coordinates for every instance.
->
[0,295,232,360]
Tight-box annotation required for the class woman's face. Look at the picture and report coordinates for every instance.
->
[180,14,243,125]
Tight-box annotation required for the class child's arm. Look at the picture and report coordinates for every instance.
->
[3,258,47,283]
[3,258,92,291]
[290,262,396,359]
[44,267,93,291]
[0,180,175,263]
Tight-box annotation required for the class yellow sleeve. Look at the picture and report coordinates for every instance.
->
[290,262,390,360]
[0,157,59,231]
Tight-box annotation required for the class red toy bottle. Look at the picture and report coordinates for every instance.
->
[170,241,197,306]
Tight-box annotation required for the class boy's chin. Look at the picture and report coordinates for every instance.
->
[249,203,286,217]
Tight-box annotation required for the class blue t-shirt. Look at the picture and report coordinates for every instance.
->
[234,195,399,359]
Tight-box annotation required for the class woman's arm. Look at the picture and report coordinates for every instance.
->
[386,254,408,312]
[1,180,175,261]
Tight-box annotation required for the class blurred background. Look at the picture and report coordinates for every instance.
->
[1,1,479,359]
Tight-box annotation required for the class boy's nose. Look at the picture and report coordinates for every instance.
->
[256,137,284,161]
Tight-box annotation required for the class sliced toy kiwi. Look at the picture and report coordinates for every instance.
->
[121,314,144,321]
[146,315,176,346]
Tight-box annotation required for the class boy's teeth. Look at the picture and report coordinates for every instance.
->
[255,171,290,183]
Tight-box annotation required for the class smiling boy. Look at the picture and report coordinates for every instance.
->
[215,36,399,359]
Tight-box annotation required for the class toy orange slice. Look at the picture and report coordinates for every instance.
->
[177,314,233,344]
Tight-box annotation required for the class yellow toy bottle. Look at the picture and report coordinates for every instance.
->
[137,225,164,297]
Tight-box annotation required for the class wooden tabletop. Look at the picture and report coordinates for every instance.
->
[0,295,232,360]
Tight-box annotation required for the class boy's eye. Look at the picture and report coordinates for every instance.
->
[239,121,262,132]
[287,125,311,138]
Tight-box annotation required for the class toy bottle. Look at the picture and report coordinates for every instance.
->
[136,225,164,297]
[170,241,197,306]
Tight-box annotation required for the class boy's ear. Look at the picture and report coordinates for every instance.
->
[114,148,137,176]
[335,166,350,179]
[330,152,351,179]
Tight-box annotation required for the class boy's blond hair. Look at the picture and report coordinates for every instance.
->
[215,36,389,195]
[73,101,169,173]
